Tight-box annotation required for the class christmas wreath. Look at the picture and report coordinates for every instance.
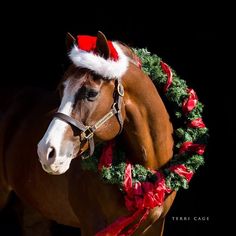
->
[81,48,209,235]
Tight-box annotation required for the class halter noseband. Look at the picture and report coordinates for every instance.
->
[54,79,124,159]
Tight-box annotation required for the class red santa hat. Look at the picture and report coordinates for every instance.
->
[69,35,129,79]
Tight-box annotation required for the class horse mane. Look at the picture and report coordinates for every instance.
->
[115,41,141,68]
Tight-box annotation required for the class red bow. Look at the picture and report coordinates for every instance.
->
[179,141,206,155]
[188,118,206,128]
[182,89,198,114]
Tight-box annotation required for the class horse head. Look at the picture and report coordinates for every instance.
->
[38,30,173,179]
[37,32,130,175]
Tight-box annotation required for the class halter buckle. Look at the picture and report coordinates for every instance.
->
[83,127,94,140]
[117,83,124,97]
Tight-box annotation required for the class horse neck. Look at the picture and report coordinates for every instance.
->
[122,64,174,170]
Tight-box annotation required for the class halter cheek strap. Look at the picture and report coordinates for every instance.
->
[54,80,124,159]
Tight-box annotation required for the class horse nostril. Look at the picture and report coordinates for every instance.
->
[48,147,56,159]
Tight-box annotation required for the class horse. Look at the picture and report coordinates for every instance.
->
[37,32,176,235]
[0,31,176,235]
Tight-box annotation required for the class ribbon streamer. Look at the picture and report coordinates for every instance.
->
[160,61,173,93]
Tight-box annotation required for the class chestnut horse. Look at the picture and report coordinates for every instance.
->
[0,32,176,235]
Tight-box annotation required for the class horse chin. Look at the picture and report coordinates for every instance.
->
[41,161,71,175]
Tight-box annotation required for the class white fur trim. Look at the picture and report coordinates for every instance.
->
[69,42,129,79]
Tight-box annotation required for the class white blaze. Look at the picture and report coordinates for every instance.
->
[40,80,75,157]
[37,73,87,174]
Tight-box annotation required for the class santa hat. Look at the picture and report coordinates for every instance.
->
[69,34,129,79]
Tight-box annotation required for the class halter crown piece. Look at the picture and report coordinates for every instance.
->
[69,35,129,79]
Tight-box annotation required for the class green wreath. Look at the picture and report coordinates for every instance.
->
[81,48,209,192]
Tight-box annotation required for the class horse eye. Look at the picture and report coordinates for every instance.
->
[87,89,99,101]
[88,90,98,97]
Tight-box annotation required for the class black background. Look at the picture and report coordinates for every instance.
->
[0,2,233,236]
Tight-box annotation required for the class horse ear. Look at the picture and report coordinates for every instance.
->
[66,32,76,51]
[96,31,110,59]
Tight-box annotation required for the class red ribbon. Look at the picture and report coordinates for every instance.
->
[119,209,150,236]
[95,209,149,236]
[97,160,172,235]
[182,89,198,114]
[124,163,132,192]
[98,141,114,171]
[77,35,119,61]
[124,168,171,216]
[160,61,173,93]
[96,141,182,236]
[169,164,193,182]
[179,141,206,155]
[96,163,149,236]
[188,118,206,128]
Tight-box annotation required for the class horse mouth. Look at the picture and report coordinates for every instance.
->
[41,163,68,175]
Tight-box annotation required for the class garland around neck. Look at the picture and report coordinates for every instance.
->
[81,48,209,236]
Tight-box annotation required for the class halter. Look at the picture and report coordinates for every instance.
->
[54,79,124,159]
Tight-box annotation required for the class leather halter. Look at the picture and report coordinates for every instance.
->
[54,79,124,159]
